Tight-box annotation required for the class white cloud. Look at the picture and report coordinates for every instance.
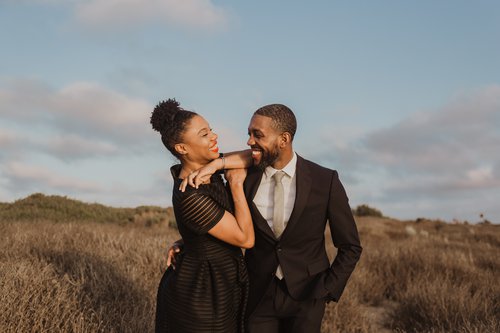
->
[366,85,500,180]
[44,135,119,161]
[74,0,229,31]
[0,0,72,3]
[0,78,154,161]
[368,86,500,221]
[52,81,151,138]
[0,130,16,148]
[465,166,494,186]
[2,0,229,31]
[2,161,103,192]
[302,85,500,222]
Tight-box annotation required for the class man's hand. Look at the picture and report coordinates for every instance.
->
[225,168,247,187]
[166,242,183,269]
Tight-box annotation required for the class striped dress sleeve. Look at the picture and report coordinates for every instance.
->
[179,191,226,235]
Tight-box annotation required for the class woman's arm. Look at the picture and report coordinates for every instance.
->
[206,168,254,249]
[179,149,252,191]
[220,149,253,169]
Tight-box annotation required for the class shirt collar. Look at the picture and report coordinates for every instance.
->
[264,152,297,179]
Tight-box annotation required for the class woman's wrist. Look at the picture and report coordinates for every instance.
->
[211,154,225,171]
[219,154,225,170]
[229,181,244,190]
[230,189,246,204]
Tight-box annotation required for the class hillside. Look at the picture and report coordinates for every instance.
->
[1,194,499,332]
[0,193,175,226]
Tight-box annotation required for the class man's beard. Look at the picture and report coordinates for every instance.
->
[257,144,280,171]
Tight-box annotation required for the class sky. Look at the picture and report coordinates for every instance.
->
[1,0,499,223]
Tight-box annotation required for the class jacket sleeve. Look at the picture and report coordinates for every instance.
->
[314,170,362,302]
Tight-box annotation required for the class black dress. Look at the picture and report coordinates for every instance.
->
[155,165,249,333]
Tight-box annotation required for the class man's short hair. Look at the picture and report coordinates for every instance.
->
[254,104,297,140]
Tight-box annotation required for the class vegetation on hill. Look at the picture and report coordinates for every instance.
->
[353,204,384,218]
[0,193,175,227]
[1,194,498,332]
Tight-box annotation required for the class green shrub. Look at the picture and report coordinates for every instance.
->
[353,204,383,217]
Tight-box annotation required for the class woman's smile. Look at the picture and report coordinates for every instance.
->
[209,142,219,153]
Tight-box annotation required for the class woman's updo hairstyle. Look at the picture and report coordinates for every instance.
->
[150,98,197,158]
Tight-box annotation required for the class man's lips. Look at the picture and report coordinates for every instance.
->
[251,147,262,158]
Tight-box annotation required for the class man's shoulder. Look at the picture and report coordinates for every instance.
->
[298,155,337,176]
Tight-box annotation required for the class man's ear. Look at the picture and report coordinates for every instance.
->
[279,132,292,148]
[174,143,188,155]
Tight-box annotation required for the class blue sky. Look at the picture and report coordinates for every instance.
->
[1,0,499,223]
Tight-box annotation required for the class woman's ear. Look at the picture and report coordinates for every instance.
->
[174,143,188,155]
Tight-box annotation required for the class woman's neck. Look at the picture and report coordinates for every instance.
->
[178,160,206,180]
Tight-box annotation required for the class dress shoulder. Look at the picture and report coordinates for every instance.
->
[176,189,226,235]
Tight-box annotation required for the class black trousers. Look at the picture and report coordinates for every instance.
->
[246,277,326,333]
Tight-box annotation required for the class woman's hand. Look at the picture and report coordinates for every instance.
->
[179,165,216,192]
[178,151,251,192]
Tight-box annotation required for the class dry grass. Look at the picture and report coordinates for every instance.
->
[320,218,500,333]
[0,221,176,333]
[1,215,499,332]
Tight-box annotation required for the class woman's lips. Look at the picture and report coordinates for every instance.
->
[209,143,219,153]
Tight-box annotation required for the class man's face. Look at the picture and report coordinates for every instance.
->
[247,115,282,170]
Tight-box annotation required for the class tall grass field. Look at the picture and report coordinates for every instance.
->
[1,194,498,332]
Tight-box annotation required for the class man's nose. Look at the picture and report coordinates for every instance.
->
[246,135,254,146]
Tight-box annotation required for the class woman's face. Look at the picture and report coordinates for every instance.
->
[180,115,219,163]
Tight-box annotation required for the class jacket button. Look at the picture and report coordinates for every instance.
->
[275,244,282,251]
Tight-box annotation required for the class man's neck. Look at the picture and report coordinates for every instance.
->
[272,149,294,170]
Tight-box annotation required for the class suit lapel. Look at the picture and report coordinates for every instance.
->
[244,167,276,241]
[244,166,262,201]
[281,155,311,239]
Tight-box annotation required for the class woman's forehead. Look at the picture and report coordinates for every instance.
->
[186,115,210,132]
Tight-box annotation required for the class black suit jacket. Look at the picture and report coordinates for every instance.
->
[243,155,362,316]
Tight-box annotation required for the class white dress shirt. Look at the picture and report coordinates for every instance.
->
[253,152,297,235]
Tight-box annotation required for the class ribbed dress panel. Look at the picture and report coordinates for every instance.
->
[155,165,248,333]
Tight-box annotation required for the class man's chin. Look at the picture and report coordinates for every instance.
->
[257,161,268,171]
[257,157,276,171]
[252,149,279,170]
[251,156,260,167]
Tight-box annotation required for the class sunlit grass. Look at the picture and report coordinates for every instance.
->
[1,195,498,332]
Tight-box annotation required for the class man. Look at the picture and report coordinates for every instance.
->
[242,104,361,332]
[169,104,362,332]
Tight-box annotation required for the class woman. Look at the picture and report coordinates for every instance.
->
[151,99,254,333]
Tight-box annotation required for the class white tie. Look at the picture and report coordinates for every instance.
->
[272,171,285,279]
[272,171,285,238]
